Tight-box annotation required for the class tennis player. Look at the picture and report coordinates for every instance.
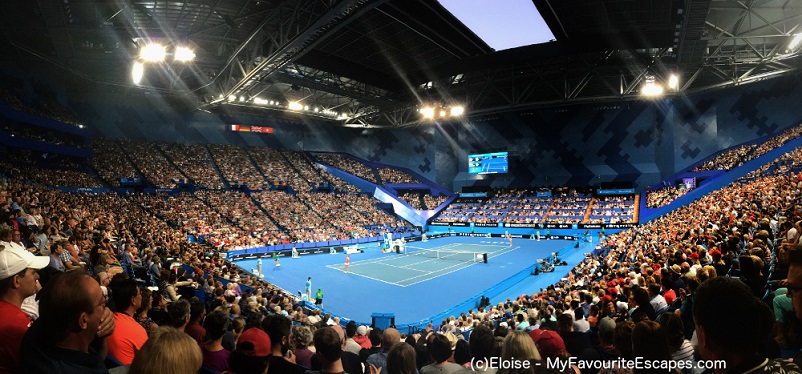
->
[344,254,350,273]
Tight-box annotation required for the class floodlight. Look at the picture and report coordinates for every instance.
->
[132,61,144,85]
[790,33,802,50]
[450,106,465,116]
[440,109,447,118]
[667,74,679,90]
[419,107,435,119]
[239,96,245,102]
[288,101,303,111]
[641,82,664,96]
[140,44,166,62]
[228,95,236,102]
[174,46,195,62]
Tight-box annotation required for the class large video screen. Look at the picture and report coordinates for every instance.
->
[468,152,508,174]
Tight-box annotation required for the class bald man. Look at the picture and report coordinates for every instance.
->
[366,328,401,374]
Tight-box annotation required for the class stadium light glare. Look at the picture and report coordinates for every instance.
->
[668,74,679,90]
[140,44,166,62]
[450,106,465,116]
[641,82,664,96]
[288,101,303,111]
[790,33,802,50]
[228,95,236,102]
[131,61,144,85]
[239,96,245,102]
[174,46,195,62]
[419,107,435,119]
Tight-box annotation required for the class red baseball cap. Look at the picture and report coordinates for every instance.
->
[531,329,566,358]
[237,327,272,357]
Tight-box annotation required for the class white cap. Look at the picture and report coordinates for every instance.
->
[0,245,49,280]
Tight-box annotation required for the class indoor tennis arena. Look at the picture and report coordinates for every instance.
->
[1,0,801,372]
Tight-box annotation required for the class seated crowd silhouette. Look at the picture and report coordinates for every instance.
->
[4,92,802,372]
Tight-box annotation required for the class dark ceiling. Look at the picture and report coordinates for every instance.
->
[1,0,801,127]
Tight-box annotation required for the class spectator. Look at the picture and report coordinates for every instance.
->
[227,326,272,374]
[19,270,115,372]
[169,298,191,332]
[657,313,694,374]
[345,320,362,354]
[556,313,591,357]
[135,288,159,334]
[263,314,305,374]
[307,327,346,374]
[186,297,206,344]
[293,325,315,369]
[367,327,401,374]
[577,317,618,373]
[498,330,542,374]
[201,310,231,373]
[354,324,372,349]
[309,324,363,374]
[107,275,148,365]
[384,341,419,374]
[532,329,578,374]
[456,324,496,373]
[129,326,202,374]
[148,291,170,327]
[420,332,461,374]
[631,321,672,374]
[0,243,48,372]
[693,276,798,373]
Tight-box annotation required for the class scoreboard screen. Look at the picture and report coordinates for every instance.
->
[468,152,508,174]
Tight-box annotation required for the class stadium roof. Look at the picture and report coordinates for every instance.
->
[2,0,802,127]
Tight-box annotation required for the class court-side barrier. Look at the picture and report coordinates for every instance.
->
[396,240,579,334]
[223,232,419,260]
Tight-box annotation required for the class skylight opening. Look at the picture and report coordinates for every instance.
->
[438,0,555,51]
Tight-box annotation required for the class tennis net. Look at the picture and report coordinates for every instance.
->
[406,249,487,263]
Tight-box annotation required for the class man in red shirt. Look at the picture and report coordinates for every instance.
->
[0,244,50,372]
[107,276,148,365]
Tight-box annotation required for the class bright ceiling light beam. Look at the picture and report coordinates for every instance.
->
[641,82,664,96]
[450,106,465,116]
[140,44,166,62]
[174,46,195,62]
[668,74,679,90]
[131,61,144,85]
[288,102,303,111]
[419,107,435,119]
[790,33,802,50]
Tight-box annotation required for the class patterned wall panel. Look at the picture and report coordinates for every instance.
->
[19,66,802,193]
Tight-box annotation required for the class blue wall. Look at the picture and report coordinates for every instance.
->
[10,64,802,193]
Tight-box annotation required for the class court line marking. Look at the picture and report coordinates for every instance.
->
[329,245,522,287]
[326,262,431,286]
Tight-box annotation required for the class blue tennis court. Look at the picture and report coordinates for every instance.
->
[326,242,517,287]
[234,235,587,326]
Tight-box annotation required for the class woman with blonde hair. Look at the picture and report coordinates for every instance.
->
[499,330,543,374]
[502,330,542,361]
[129,326,203,374]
